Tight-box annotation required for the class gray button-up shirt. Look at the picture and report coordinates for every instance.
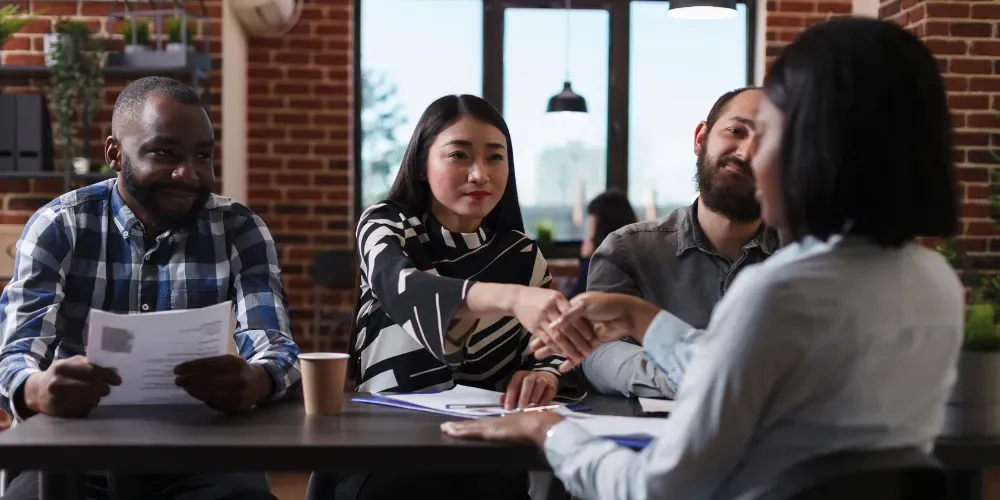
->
[581,201,780,398]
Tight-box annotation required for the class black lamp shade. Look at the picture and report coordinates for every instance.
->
[668,0,738,18]
[547,81,588,113]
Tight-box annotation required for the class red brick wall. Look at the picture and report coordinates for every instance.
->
[765,0,854,69]
[879,0,1000,262]
[245,0,354,353]
[0,0,354,353]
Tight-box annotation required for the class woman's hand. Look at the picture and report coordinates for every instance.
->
[441,412,565,448]
[501,370,558,411]
[511,287,597,365]
[531,291,661,372]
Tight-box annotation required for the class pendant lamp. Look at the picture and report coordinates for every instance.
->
[547,0,588,114]
[668,0,739,20]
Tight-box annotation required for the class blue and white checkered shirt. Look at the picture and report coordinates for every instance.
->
[0,179,301,420]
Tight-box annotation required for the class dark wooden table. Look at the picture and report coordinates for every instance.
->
[0,393,635,499]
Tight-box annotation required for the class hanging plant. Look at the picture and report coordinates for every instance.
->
[48,20,104,172]
[0,4,35,49]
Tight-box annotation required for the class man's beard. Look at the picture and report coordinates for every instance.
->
[121,156,211,231]
[694,143,761,223]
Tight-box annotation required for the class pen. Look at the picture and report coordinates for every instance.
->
[507,404,560,414]
[444,403,563,413]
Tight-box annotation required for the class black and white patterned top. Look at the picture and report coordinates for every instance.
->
[354,199,563,393]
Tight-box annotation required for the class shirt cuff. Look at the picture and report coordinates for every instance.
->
[641,310,690,388]
[9,367,41,422]
[252,359,294,402]
[543,419,595,467]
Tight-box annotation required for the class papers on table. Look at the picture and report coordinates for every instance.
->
[638,397,677,413]
[354,385,509,418]
[86,301,233,406]
[556,407,662,449]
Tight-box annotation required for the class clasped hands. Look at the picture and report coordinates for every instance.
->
[21,354,273,419]
[443,291,657,445]
[527,291,653,373]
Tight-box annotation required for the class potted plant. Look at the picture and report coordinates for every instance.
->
[0,4,35,51]
[121,19,150,54]
[165,16,195,53]
[47,20,104,173]
[535,218,555,253]
[939,137,1000,437]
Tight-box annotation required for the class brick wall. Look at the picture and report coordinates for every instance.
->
[0,0,354,353]
[879,0,1000,262]
[765,0,854,69]
[244,0,354,353]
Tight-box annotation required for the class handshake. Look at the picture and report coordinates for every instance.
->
[526,291,663,373]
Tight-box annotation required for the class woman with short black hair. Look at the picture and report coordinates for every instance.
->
[442,18,964,500]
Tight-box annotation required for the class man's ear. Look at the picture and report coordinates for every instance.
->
[105,136,123,172]
[693,121,709,157]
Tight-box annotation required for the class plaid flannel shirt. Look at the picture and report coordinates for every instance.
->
[0,180,301,420]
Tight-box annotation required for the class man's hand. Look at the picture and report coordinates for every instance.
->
[23,356,122,418]
[441,411,564,448]
[501,370,558,411]
[510,287,597,365]
[174,355,273,413]
[531,292,661,372]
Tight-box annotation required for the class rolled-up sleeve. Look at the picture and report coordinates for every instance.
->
[229,212,301,401]
[0,205,73,420]
[582,233,687,398]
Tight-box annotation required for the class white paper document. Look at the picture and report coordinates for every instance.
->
[638,397,677,413]
[86,301,233,405]
[379,384,508,418]
[556,407,666,439]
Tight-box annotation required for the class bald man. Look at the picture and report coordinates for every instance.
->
[0,76,300,500]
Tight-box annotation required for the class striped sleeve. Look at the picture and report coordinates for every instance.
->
[357,203,469,363]
[522,245,566,375]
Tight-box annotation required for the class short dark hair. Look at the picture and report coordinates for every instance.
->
[385,94,525,233]
[763,17,957,247]
[587,189,638,248]
[705,86,759,133]
[112,76,203,136]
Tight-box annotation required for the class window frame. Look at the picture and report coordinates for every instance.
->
[353,0,757,255]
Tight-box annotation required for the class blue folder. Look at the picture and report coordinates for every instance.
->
[352,394,505,418]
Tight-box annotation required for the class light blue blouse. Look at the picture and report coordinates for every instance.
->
[544,236,964,500]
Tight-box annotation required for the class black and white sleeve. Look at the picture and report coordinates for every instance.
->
[356,204,470,363]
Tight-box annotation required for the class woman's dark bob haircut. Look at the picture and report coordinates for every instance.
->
[763,17,958,247]
[384,94,526,234]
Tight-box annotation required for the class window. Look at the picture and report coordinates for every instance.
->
[358,0,483,209]
[355,0,755,240]
[627,1,750,220]
[503,8,609,241]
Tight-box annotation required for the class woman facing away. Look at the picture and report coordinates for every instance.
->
[442,17,964,500]
[307,94,595,500]
[569,189,638,298]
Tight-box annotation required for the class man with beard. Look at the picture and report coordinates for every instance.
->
[0,77,299,500]
[580,87,780,399]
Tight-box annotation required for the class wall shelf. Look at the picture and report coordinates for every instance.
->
[0,61,212,192]
[0,171,114,182]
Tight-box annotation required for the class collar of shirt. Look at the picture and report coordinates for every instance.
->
[422,211,490,251]
[675,199,780,257]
